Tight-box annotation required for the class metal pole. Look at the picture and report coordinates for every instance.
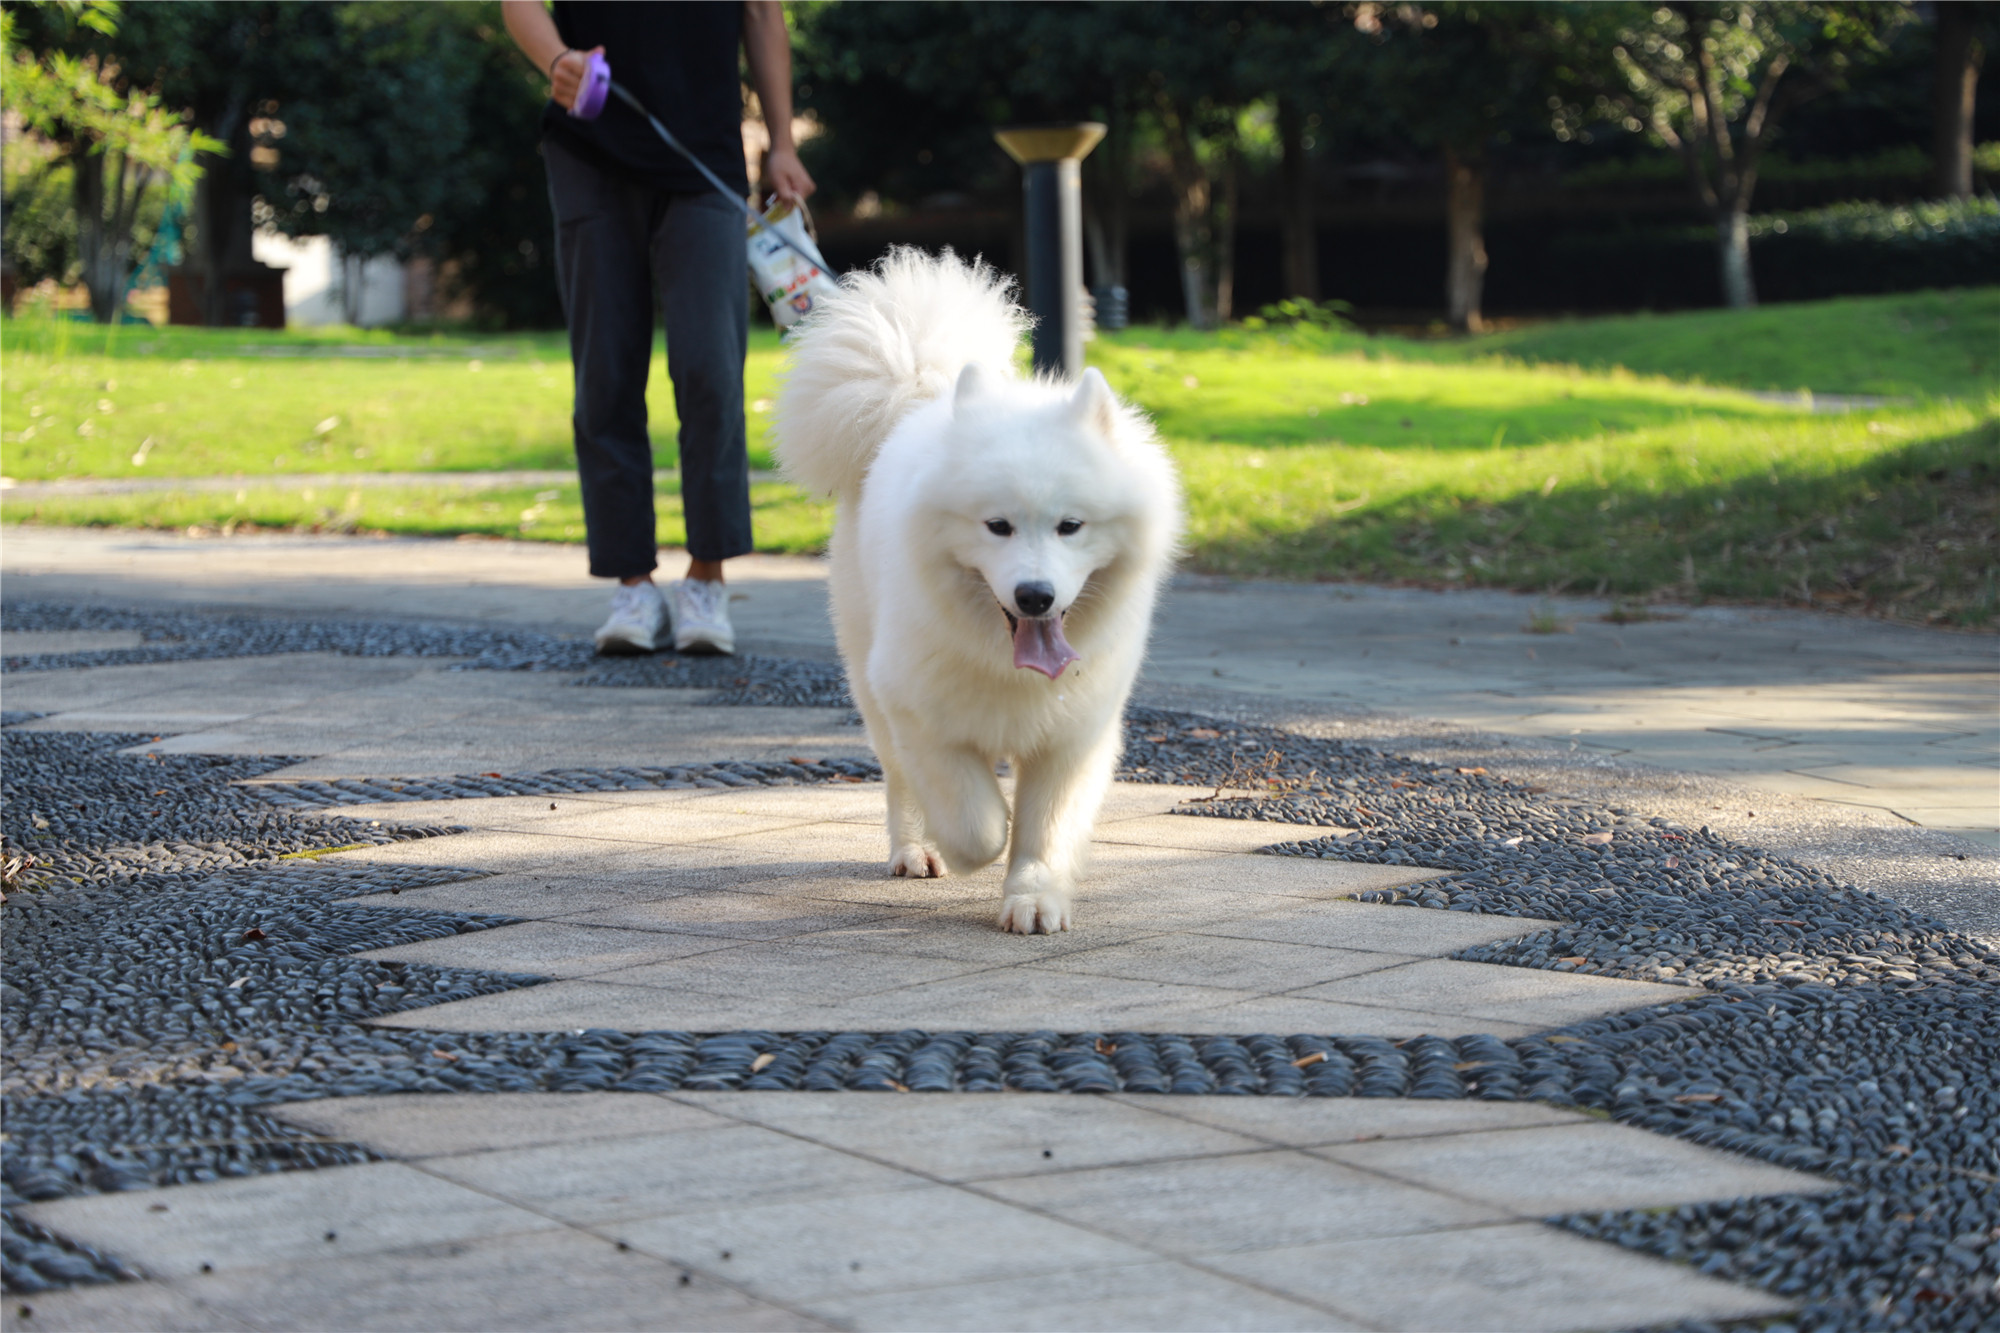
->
[994,124,1105,379]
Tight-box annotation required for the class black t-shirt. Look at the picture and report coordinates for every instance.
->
[540,1,750,198]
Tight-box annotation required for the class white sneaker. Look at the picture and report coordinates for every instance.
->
[670,577,735,655]
[594,582,664,655]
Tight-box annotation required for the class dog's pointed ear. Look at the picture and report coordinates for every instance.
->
[954,362,988,413]
[1070,367,1117,439]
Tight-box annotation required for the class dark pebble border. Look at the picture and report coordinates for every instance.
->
[1,608,1996,1330]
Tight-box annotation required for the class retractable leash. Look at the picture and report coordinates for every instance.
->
[568,51,824,271]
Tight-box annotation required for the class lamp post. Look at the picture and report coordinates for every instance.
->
[993,123,1105,379]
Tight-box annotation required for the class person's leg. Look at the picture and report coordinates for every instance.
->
[545,137,660,584]
[655,190,752,581]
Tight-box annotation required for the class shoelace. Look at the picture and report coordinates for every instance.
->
[612,584,655,620]
[681,579,724,623]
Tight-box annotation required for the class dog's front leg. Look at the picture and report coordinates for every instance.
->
[999,724,1120,933]
[880,752,945,879]
[898,741,1009,874]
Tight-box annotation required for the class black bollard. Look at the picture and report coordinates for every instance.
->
[994,124,1105,379]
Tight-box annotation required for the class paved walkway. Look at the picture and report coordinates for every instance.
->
[7,527,1993,843]
[2,526,1990,1329]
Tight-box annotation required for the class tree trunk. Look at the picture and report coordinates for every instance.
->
[1085,108,1130,290]
[1277,96,1318,301]
[1155,90,1214,329]
[192,113,256,327]
[1715,206,1756,309]
[1214,142,1238,324]
[1443,144,1487,333]
[1932,2,1985,199]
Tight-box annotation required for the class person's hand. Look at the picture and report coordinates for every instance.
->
[764,145,816,209]
[548,45,602,111]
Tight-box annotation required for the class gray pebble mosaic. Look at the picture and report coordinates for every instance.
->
[0,611,1994,1328]
[0,601,853,708]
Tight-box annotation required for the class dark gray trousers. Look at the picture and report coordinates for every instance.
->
[545,135,752,578]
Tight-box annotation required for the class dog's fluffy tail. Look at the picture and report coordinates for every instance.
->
[775,247,1027,499]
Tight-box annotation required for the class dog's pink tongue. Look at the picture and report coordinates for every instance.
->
[1013,616,1079,679]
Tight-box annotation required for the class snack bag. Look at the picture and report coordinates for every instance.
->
[747,203,840,330]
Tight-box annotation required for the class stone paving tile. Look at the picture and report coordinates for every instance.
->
[369,978,718,1032]
[1316,1120,1838,1215]
[1193,900,1560,955]
[1296,956,1690,1027]
[673,1092,1268,1182]
[360,920,748,978]
[1178,995,1542,1039]
[605,1184,1160,1305]
[336,874,682,921]
[830,966,1270,1032]
[806,1261,1358,1332]
[423,1125,927,1226]
[17,1162,560,1280]
[558,889,929,940]
[22,1229,821,1333]
[468,802,829,847]
[1205,1222,1795,1331]
[1090,814,1354,853]
[978,1151,1507,1257]
[1,1278,256,1333]
[1119,1095,1590,1147]
[1032,932,1422,991]
[591,938,1000,999]
[270,1092,734,1158]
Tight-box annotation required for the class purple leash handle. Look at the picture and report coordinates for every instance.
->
[567,50,610,121]
[563,52,822,272]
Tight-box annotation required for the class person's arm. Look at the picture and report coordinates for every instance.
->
[742,0,815,206]
[502,0,597,111]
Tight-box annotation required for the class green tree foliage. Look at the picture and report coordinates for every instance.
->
[1356,2,1566,332]
[1546,1,1909,309]
[2,1,220,320]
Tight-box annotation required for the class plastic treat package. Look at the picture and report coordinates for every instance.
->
[749,203,841,329]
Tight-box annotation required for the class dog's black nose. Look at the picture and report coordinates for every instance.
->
[1014,581,1055,617]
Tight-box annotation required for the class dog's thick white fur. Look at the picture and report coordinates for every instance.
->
[775,249,1182,933]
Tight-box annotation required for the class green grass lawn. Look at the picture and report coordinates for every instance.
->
[5,287,1995,626]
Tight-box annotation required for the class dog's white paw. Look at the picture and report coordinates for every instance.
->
[998,892,1072,934]
[889,844,946,878]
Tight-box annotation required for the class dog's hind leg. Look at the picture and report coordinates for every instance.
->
[999,722,1121,933]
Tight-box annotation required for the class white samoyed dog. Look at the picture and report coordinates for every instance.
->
[775,249,1182,933]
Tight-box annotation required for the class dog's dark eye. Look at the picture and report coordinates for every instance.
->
[1056,519,1084,536]
[985,518,1014,537]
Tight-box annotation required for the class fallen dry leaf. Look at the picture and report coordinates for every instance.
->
[1455,767,1488,775]
[1674,1092,1723,1103]
[1664,855,1680,869]
[750,1052,777,1073]
[482,772,503,779]
[1291,1052,1327,1069]
[838,774,865,783]
[1144,734,1167,743]
[431,1049,459,1062]
[1388,779,1419,789]
[787,756,812,766]
[1186,727,1221,739]
[887,1078,910,1093]
[1093,1037,1118,1056]
[1546,1035,1586,1044]
[240,927,267,942]
[1558,955,1588,965]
